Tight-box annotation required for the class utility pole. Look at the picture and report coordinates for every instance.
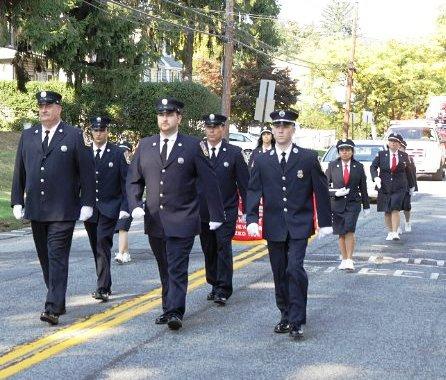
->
[342,1,358,139]
[221,0,234,138]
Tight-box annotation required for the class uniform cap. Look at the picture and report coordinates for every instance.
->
[90,116,111,130]
[336,138,355,150]
[36,91,62,105]
[118,140,133,151]
[260,125,272,135]
[270,110,299,124]
[155,97,184,113]
[388,133,402,143]
[202,113,227,126]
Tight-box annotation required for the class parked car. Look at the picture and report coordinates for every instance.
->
[228,132,258,155]
[386,119,446,180]
[320,139,387,200]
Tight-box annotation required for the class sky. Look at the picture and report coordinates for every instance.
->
[278,0,446,41]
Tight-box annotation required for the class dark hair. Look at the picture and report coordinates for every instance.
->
[256,131,275,149]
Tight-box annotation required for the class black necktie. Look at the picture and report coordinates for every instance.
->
[161,138,169,164]
[280,152,286,172]
[42,130,50,153]
[210,147,217,163]
[95,148,101,163]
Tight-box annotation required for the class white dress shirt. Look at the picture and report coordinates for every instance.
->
[41,121,60,145]
[208,140,222,157]
[160,131,178,160]
[92,142,106,159]
[275,144,293,163]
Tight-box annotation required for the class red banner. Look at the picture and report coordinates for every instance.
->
[234,197,263,241]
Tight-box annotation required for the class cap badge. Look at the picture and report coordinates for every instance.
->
[342,139,346,142]
[224,161,229,167]
[178,157,184,164]
[40,91,47,97]
[279,110,285,117]
[96,117,101,122]
[108,162,113,168]
[297,169,304,178]
[162,98,168,105]
[209,114,215,121]
[60,145,67,152]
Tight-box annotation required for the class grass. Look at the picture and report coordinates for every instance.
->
[0,131,30,232]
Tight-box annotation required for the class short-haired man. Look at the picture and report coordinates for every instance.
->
[127,98,225,330]
[11,91,95,325]
[246,109,332,339]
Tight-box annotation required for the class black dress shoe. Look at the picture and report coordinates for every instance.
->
[155,314,168,325]
[59,308,66,316]
[167,315,182,330]
[206,291,215,301]
[214,296,227,306]
[289,324,304,340]
[92,290,110,302]
[40,311,59,325]
[274,321,290,333]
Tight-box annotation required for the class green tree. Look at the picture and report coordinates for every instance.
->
[320,0,354,37]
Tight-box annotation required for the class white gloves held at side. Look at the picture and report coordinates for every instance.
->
[247,223,260,237]
[78,206,94,221]
[317,226,333,239]
[374,177,382,189]
[13,205,25,220]
[334,187,350,197]
[131,207,145,219]
[119,211,130,219]
[209,221,223,231]
[409,187,415,196]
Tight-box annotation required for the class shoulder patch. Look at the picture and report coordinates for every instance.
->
[199,140,209,157]
[82,131,92,147]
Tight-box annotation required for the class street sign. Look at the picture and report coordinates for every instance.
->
[254,79,276,122]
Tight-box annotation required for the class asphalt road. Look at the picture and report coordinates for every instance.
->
[0,179,445,379]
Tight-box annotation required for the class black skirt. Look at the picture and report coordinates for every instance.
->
[332,201,361,235]
[377,190,405,213]
[402,192,412,211]
[114,216,132,233]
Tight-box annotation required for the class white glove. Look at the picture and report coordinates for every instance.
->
[131,207,145,219]
[79,206,93,221]
[317,226,333,239]
[374,177,381,189]
[239,214,247,223]
[13,205,24,220]
[334,187,350,197]
[409,187,415,196]
[363,208,371,217]
[209,221,223,230]
[247,223,260,237]
[119,211,130,219]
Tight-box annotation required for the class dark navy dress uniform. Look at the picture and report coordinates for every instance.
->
[198,115,249,302]
[371,145,415,213]
[127,100,225,322]
[246,111,332,330]
[11,91,95,317]
[326,157,370,235]
[84,117,129,297]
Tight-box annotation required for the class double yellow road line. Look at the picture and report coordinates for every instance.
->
[0,243,268,378]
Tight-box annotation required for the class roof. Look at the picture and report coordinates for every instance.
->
[159,55,183,69]
[0,47,17,60]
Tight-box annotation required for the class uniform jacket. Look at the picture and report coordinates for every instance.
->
[198,140,249,222]
[246,144,332,241]
[370,150,415,194]
[11,122,95,221]
[88,141,129,221]
[126,133,225,238]
[407,156,418,192]
[325,158,370,213]
[248,146,272,170]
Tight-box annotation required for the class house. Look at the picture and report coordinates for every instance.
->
[142,54,183,83]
